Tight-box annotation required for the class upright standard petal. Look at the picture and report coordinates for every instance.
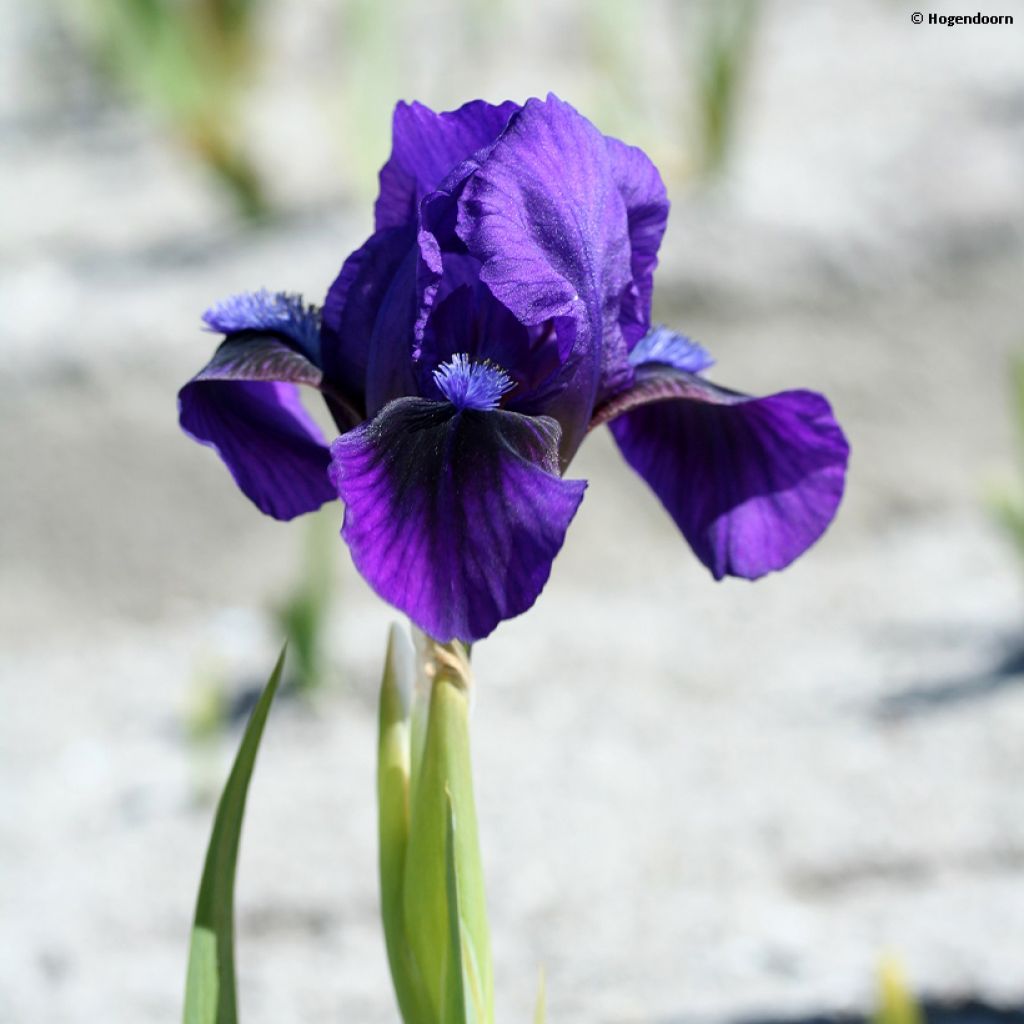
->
[179,291,335,520]
[455,95,634,457]
[375,99,520,231]
[329,399,586,642]
[600,349,849,579]
[321,225,419,419]
[605,137,670,356]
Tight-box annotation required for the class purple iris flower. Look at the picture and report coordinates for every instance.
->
[179,95,849,643]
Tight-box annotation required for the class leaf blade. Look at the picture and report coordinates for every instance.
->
[378,625,433,1024]
[442,789,469,1024]
[183,647,286,1024]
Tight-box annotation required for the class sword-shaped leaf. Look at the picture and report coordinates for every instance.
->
[183,648,285,1024]
[442,789,468,1024]
[378,625,433,1024]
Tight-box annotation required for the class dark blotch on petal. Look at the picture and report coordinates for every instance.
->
[195,334,325,389]
[329,398,586,642]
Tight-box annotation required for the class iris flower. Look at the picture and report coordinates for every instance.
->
[179,96,849,643]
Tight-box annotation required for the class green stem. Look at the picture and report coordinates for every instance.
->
[377,626,493,1024]
[378,626,433,1023]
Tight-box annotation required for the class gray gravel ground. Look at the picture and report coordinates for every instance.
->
[3,1,1024,1022]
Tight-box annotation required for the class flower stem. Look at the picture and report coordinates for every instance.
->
[377,625,492,1024]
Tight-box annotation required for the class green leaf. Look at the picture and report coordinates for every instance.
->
[442,789,468,1024]
[183,647,285,1024]
[377,625,433,1024]
[184,928,219,1021]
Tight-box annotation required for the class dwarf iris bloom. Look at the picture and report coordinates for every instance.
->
[179,95,849,643]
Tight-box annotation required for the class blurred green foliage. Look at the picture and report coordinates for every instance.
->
[691,0,759,178]
[578,0,761,182]
[70,0,268,219]
[273,507,338,695]
[990,355,1024,558]
[185,663,230,745]
[182,510,337,759]
[62,0,762,219]
[873,956,924,1024]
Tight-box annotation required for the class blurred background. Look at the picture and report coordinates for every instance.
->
[2,0,1024,1021]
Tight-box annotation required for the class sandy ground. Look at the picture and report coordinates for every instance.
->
[3,1,1024,1022]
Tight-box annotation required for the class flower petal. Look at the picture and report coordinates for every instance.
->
[179,377,334,521]
[180,295,336,520]
[455,95,634,454]
[375,99,520,231]
[605,364,849,579]
[587,330,717,429]
[321,225,418,421]
[606,137,670,353]
[329,398,587,642]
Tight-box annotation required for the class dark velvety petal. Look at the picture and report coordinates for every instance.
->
[607,367,849,579]
[196,288,363,427]
[329,398,587,642]
[413,174,489,346]
[455,95,634,456]
[375,99,520,231]
[605,137,670,352]
[320,225,417,421]
[192,333,325,389]
[179,314,336,519]
[362,242,421,417]
[418,281,522,371]
[590,336,716,429]
[179,377,334,520]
